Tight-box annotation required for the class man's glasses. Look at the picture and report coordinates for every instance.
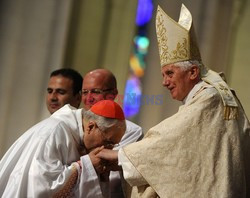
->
[99,130,119,149]
[81,88,113,96]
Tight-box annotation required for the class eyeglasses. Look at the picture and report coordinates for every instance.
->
[99,130,119,149]
[81,88,114,96]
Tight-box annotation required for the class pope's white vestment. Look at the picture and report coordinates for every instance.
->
[109,120,143,198]
[0,105,103,198]
[119,81,250,198]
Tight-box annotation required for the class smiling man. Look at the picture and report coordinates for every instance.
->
[97,4,250,198]
[46,68,82,114]
[161,62,200,101]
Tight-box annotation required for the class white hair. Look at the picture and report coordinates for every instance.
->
[174,60,203,71]
[82,109,126,132]
[174,60,208,78]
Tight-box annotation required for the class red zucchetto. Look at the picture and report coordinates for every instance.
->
[90,100,125,120]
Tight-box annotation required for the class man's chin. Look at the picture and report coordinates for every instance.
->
[48,106,60,114]
[171,95,183,101]
[169,92,175,99]
[83,105,92,110]
[83,103,97,110]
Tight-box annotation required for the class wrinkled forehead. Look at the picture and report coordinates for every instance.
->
[161,63,180,73]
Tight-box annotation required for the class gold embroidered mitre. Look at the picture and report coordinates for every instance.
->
[156,4,201,67]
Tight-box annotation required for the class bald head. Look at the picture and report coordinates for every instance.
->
[82,69,118,110]
[85,69,117,89]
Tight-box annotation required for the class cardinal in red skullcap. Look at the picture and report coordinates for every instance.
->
[90,100,125,120]
[0,100,126,197]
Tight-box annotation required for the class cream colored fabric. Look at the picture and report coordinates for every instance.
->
[183,80,204,104]
[156,3,238,120]
[109,120,143,198]
[155,4,201,66]
[123,83,250,198]
[118,149,147,187]
[201,70,238,119]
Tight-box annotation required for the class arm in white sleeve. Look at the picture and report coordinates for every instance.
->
[30,127,103,198]
[77,155,103,198]
[118,148,147,187]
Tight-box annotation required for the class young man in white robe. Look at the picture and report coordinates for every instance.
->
[0,100,126,198]
[46,68,83,114]
[97,4,250,198]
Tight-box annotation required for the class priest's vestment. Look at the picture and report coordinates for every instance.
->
[0,105,103,197]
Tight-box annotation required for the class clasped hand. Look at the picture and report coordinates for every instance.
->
[89,146,120,175]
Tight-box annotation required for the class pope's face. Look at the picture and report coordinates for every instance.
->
[161,64,193,101]
[82,75,115,110]
[46,76,81,114]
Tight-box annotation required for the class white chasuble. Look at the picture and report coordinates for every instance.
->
[121,83,250,198]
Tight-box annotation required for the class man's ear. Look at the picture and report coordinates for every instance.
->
[105,88,118,100]
[87,121,97,134]
[189,66,199,80]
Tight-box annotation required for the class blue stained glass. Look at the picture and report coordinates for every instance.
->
[123,76,141,118]
[135,36,150,54]
[136,0,153,26]
[137,36,149,48]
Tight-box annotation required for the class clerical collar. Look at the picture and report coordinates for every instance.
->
[182,81,204,104]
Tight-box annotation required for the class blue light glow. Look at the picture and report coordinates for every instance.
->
[134,36,150,54]
[136,0,153,26]
[123,0,153,118]
[123,76,142,117]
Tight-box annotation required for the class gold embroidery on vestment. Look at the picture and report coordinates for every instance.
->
[53,164,78,198]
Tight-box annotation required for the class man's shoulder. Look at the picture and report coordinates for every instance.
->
[125,120,142,131]
[193,84,221,103]
[116,120,143,147]
[51,104,78,118]
[125,120,143,139]
[50,105,80,131]
[30,117,64,135]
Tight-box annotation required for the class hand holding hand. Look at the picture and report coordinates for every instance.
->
[89,146,106,174]
[97,149,121,171]
[97,149,118,161]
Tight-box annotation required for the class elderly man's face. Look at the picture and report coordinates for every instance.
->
[83,121,125,152]
[161,64,194,101]
[82,74,116,110]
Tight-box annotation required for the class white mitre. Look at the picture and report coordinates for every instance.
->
[156,4,201,67]
[155,4,238,120]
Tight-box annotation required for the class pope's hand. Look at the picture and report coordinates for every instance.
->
[97,149,121,171]
[97,149,118,160]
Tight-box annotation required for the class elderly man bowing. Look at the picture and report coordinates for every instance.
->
[0,100,126,198]
[97,4,250,198]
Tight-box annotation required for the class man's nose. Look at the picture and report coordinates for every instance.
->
[162,77,169,87]
[85,92,94,102]
[50,92,58,100]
